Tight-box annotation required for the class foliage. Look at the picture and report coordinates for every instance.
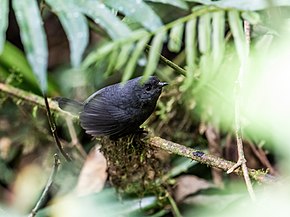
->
[1,0,290,217]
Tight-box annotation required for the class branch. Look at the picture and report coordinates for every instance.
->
[0,82,75,119]
[148,137,276,184]
[226,20,256,201]
[0,82,74,161]
[28,154,60,217]
[44,96,72,162]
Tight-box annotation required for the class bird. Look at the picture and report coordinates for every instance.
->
[55,76,168,139]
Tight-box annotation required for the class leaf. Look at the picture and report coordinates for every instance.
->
[46,0,89,67]
[212,11,225,70]
[174,175,214,202]
[145,0,189,10]
[104,48,119,76]
[12,0,48,93]
[83,29,147,68]
[114,44,133,70]
[76,146,107,196]
[143,30,166,80]
[181,18,196,91]
[104,0,163,32]
[44,188,156,217]
[0,42,38,88]
[122,36,150,82]
[198,13,211,54]
[185,0,290,11]
[0,0,8,53]
[74,0,131,39]
[83,43,115,68]
[241,11,261,25]
[228,10,246,63]
[168,22,184,53]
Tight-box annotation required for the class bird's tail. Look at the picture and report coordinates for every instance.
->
[54,97,83,115]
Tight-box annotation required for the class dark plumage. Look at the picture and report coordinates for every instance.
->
[55,76,167,139]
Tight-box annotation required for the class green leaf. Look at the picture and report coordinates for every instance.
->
[241,11,261,25]
[104,0,163,32]
[83,29,148,68]
[181,18,196,91]
[143,30,166,81]
[12,0,48,93]
[0,0,8,53]
[114,44,133,70]
[83,42,115,68]
[168,22,184,53]
[228,10,246,63]
[122,36,150,82]
[185,0,290,11]
[185,19,197,75]
[145,0,189,10]
[198,13,211,54]
[46,0,89,67]
[0,42,38,87]
[74,0,131,39]
[212,11,225,69]
[104,48,119,76]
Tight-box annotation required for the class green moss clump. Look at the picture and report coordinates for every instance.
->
[100,133,168,197]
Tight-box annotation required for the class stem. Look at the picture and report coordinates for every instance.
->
[28,154,60,217]
[44,95,72,162]
[226,20,256,201]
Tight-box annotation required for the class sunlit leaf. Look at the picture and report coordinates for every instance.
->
[145,0,189,10]
[185,0,290,10]
[241,11,261,25]
[74,0,131,39]
[0,0,8,53]
[12,0,48,92]
[104,0,163,32]
[168,22,184,53]
[228,10,246,63]
[46,0,89,67]
[143,30,166,80]
[198,13,211,54]
[212,11,225,70]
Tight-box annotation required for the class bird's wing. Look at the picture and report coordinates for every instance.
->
[80,94,131,137]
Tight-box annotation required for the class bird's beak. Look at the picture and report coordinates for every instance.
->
[158,82,168,87]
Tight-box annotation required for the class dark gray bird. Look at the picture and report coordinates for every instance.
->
[55,76,168,139]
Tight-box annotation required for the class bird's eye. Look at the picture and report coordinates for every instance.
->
[145,85,152,91]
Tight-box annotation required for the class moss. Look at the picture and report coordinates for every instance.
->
[100,133,168,198]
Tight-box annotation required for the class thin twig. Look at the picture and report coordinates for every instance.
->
[167,192,182,217]
[248,141,277,176]
[226,20,256,201]
[28,154,60,217]
[65,117,87,159]
[44,95,72,162]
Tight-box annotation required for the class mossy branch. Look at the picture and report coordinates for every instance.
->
[0,82,75,119]
[0,82,276,184]
[148,136,276,184]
